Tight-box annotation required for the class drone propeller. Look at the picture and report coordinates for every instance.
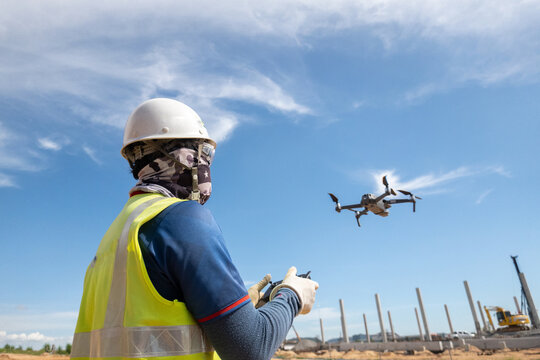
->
[382,175,397,196]
[397,190,422,212]
[398,190,422,199]
[328,193,341,212]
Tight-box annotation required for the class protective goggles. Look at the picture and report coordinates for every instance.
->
[200,142,216,165]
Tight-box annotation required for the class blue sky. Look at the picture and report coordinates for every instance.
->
[1,0,540,348]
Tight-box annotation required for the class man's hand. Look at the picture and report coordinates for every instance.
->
[248,274,272,308]
[269,266,319,315]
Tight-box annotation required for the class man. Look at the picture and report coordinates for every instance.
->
[71,98,319,360]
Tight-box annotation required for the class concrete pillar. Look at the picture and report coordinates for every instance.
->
[375,293,387,343]
[320,318,325,344]
[514,296,522,314]
[416,288,432,341]
[339,299,349,343]
[388,311,396,342]
[477,301,488,331]
[415,307,424,341]
[363,313,370,343]
[292,325,302,342]
[464,281,482,335]
[444,304,454,334]
[519,273,540,328]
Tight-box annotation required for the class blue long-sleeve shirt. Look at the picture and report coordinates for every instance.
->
[138,199,300,360]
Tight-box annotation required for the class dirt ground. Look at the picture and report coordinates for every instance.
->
[3,348,540,360]
[1,355,68,360]
[272,346,540,360]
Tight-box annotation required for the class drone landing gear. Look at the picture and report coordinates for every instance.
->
[354,209,368,227]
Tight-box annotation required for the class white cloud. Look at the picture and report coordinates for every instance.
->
[372,167,471,193]
[1,0,537,141]
[368,166,510,194]
[38,138,62,151]
[0,308,77,347]
[0,310,78,333]
[0,122,43,172]
[0,13,312,143]
[209,74,311,115]
[0,173,16,188]
[488,165,511,178]
[1,331,54,342]
[0,330,73,348]
[402,83,444,105]
[352,101,366,109]
[476,188,493,205]
[2,44,309,146]
[82,145,102,165]
[208,115,239,144]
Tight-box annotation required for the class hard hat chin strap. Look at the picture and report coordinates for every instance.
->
[144,141,203,204]
[189,145,202,202]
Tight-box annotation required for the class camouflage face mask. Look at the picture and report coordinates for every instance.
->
[130,146,212,204]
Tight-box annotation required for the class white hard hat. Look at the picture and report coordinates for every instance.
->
[121,98,216,160]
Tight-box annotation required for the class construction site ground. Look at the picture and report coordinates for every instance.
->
[273,346,540,359]
[3,347,540,360]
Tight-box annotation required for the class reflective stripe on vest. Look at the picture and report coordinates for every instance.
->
[72,194,214,359]
[71,325,211,358]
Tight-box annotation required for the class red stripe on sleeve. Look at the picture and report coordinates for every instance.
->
[197,295,250,323]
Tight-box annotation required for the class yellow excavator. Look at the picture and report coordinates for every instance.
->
[484,306,530,332]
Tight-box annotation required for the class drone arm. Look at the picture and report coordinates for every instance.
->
[386,198,417,212]
[373,191,392,203]
[374,175,397,203]
[340,202,367,210]
[385,199,413,204]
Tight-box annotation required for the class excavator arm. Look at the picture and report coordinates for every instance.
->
[484,306,495,331]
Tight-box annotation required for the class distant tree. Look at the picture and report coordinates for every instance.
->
[43,343,51,353]
[65,343,72,355]
[25,347,33,352]
[57,346,64,354]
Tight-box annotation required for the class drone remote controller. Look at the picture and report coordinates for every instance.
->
[260,271,311,303]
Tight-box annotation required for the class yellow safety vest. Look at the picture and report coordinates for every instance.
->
[71,193,219,360]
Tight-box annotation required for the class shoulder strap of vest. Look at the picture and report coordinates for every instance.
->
[105,195,170,328]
